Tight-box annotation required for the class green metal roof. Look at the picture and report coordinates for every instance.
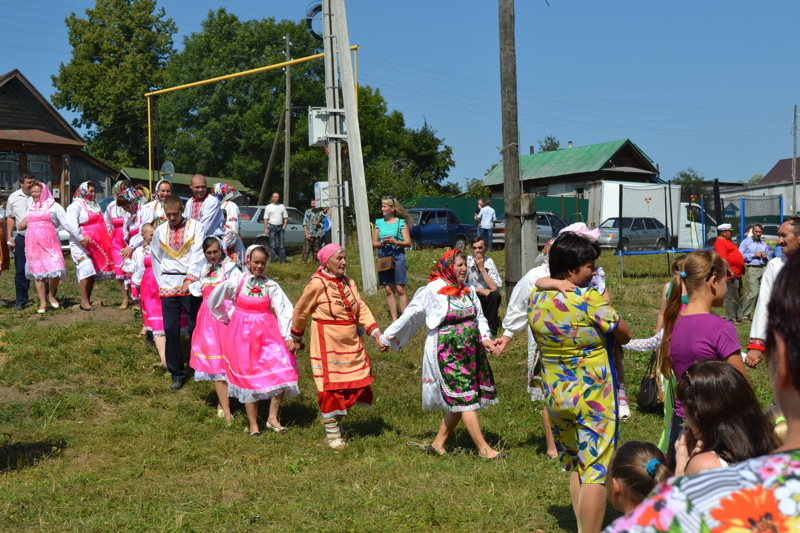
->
[483,139,657,186]
[119,167,251,193]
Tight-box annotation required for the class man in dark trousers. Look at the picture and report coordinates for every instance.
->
[5,172,34,310]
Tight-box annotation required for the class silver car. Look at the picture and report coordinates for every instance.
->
[239,205,306,249]
[493,211,568,248]
[597,217,669,252]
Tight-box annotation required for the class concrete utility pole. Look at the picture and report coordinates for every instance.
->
[332,0,377,293]
[283,34,292,204]
[258,104,285,205]
[793,104,797,215]
[322,0,345,246]
[499,0,522,300]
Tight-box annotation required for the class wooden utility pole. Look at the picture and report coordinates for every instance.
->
[499,0,522,300]
[333,0,377,293]
[793,104,797,215]
[323,0,345,246]
[258,104,285,205]
[283,34,292,204]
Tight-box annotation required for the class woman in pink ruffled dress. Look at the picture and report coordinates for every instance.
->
[25,181,75,313]
[208,245,299,437]
[105,181,138,309]
[189,236,240,424]
[65,181,115,311]
[131,223,168,368]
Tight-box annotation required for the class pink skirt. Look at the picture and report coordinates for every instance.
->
[140,268,164,335]
[190,298,228,380]
[110,219,126,279]
[25,219,65,280]
[225,306,300,403]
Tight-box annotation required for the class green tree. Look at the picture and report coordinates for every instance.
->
[537,135,560,152]
[464,178,490,199]
[52,0,176,167]
[749,173,764,184]
[673,167,706,202]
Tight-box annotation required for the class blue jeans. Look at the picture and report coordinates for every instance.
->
[268,224,286,263]
[478,227,493,251]
[14,233,30,306]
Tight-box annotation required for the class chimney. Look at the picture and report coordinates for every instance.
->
[568,141,573,149]
[529,146,535,155]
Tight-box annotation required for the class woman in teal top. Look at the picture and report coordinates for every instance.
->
[372,197,411,320]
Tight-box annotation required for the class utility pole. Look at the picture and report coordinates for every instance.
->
[499,0,522,300]
[332,0,377,293]
[283,34,292,204]
[322,0,345,246]
[793,104,797,215]
[258,104,285,205]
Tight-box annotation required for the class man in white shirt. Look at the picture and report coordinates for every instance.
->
[151,196,205,391]
[263,191,289,263]
[5,172,34,310]
[475,199,497,251]
[183,174,224,239]
[466,236,503,335]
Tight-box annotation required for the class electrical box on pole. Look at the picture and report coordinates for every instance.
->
[308,107,348,147]
[314,180,350,208]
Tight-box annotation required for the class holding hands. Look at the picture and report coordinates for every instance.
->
[372,329,389,352]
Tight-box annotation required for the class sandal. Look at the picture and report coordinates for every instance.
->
[425,444,446,456]
[326,437,346,450]
[119,300,130,310]
[265,420,288,434]
[37,308,46,314]
[48,297,59,309]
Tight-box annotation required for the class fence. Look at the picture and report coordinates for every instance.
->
[403,196,588,226]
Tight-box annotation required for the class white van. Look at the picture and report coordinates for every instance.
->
[678,202,718,249]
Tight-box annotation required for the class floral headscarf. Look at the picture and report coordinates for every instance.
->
[542,222,601,256]
[117,187,144,209]
[428,249,469,297]
[72,181,96,202]
[111,181,129,196]
[213,183,241,203]
[29,181,55,212]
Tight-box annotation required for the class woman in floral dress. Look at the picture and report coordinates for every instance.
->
[381,249,503,459]
[527,232,631,533]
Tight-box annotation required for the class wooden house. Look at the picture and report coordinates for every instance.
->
[0,69,116,206]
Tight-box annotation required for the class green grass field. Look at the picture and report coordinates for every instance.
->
[0,240,769,532]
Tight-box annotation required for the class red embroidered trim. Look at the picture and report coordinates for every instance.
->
[747,339,766,351]
[168,221,187,252]
[365,323,378,335]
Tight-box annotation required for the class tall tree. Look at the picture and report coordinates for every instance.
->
[537,134,560,152]
[52,0,176,167]
[159,14,455,208]
[673,167,706,202]
[749,173,764,184]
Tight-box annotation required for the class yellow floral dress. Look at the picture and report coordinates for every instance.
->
[527,286,620,484]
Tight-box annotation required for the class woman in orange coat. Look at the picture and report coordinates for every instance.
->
[291,244,385,450]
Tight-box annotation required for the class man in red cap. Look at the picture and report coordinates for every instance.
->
[713,223,745,323]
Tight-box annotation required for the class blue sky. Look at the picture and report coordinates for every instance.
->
[1,0,797,188]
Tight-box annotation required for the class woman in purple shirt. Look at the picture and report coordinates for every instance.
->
[657,250,745,469]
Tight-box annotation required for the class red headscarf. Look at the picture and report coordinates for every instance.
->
[428,249,470,296]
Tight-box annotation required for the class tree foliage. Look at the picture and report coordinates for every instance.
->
[537,135,561,152]
[464,178,490,199]
[749,173,764,184]
[673,167,706,202]
[52,0,176,167]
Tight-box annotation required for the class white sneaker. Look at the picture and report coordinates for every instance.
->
[619,402,631,420]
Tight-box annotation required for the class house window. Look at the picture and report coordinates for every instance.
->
[0,153,19,192]
[535,186,548,196]
[26,154,52,187]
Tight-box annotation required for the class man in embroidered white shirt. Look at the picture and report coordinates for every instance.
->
[466,236,503,335]
[184,174,224,239]
[151,196,205,390]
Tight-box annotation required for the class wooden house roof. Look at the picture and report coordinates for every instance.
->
[483,139,659,186]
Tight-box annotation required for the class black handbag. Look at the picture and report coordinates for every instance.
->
[637,350,663,413]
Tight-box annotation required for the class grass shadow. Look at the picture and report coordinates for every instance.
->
[520,431,553,456]
[0,438,66,472]
[273,400,319,428]
[547,504,576,532]
[343,415,393,438]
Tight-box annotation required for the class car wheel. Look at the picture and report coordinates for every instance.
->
[620,238,629,253]
[655,238,666,251]
[454,236,467,250]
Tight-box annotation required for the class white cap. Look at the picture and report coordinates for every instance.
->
[717,223,732,232]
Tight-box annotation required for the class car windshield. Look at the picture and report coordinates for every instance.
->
[408,211,421,225]
[599,217,632,229]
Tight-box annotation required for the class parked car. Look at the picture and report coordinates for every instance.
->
[239,205,305,249]
[597,216,670,252]
[407,208,478,250]
[493,211,568,248]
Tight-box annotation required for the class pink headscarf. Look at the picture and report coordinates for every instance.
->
[559,222,601,242]
[28,181,55,213]
[317,243,344,275]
